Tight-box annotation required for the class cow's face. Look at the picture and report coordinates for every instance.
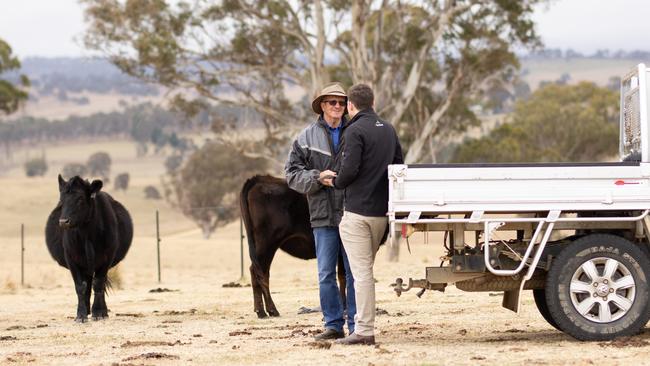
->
[57,175,103,229]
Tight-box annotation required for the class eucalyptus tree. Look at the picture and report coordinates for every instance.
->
[0,38,29,116]
[82,0,543,165]
[0,38,30,160]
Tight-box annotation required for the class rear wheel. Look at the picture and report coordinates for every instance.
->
[545,234,650,341]
[532,289,560,330]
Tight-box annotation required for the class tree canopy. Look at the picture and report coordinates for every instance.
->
[0,38,29,115]
[87,151,112,181]
[82,0,543,165]
[165,141,267,238]
[452,82,619,163]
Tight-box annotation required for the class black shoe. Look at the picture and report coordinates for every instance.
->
[335,333,375,345]
[314,328,344,340]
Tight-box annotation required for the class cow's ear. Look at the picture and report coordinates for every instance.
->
[90,180,103,196]
[58,174,66,192]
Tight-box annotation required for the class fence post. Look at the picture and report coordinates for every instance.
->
[21,223,25,286]
[240,216,244,280]
[156,210,161,283]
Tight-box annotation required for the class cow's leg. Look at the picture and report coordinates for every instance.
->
[261,265,280,317]
[91,266,110,320]
[84,273,92,318]
[250,265,267,318]
[337,254,347,311]
[69,265,90,323]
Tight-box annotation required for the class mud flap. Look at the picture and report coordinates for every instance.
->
[502,289,521,313]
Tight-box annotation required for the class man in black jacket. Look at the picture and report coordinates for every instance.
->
[285,83,356,340]
[322,83,403,345]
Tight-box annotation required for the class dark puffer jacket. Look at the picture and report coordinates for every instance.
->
[285,116,348,228]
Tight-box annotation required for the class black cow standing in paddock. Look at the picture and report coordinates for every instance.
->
[240,175,348,318]
[45,175,133,322]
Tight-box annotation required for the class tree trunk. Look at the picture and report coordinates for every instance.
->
[3,140,11,161]
[201,222,212,240]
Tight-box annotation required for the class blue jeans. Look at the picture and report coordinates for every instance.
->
[313,226,356,333]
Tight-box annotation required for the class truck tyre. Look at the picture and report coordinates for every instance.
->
[545,234,650,341]
[532,289,560,330]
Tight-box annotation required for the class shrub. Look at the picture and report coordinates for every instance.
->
[144,185,162,200]
[114,173,130,191]
[62,162,87,179]
[87,151,111,180]
[24,157,47,177]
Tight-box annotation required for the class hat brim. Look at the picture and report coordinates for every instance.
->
[312,92,347,115]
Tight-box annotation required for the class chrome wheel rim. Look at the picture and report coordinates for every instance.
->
[569,256,636,323]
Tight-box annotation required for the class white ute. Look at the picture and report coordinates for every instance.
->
[388,63,650,341]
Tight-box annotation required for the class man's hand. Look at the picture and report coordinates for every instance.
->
[319,170,337,187]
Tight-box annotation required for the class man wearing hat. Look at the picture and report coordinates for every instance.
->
[285,83,356,340]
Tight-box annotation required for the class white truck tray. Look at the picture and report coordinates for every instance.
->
[388,161,650,215]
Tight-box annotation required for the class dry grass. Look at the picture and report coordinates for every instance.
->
[108,266,124,290]
[12,92,166,120]
[2,277,17,294]
[521,58,639,90]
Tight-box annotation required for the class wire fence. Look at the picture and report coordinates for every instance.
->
[12,209,247,287]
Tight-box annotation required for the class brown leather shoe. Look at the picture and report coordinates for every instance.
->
[314,328,344,341]
[334,333,375,345]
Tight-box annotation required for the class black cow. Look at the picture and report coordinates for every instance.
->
[45,175,133,322]
[240,175,348,318]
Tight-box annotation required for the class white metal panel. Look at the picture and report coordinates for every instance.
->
[619,63,648,161]
[640,64,649,162]
[389,163,650,213]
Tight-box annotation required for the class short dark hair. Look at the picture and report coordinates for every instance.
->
[347,84,374,111]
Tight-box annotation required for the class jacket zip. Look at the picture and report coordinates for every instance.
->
[318,117,346,226]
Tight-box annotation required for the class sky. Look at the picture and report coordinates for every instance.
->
[0,0,649,58]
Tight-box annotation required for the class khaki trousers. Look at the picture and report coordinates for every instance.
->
[339,211,387,337]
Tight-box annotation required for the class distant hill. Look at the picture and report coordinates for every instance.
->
[520,58,649,91]
[3,51,649,120]
[1,57,164,120]
[14,57,159,97]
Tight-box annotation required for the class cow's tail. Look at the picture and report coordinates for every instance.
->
[240,176,265,284]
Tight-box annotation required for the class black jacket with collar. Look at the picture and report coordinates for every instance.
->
[333,109,403,217]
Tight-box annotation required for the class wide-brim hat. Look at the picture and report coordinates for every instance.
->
[311,83,347,115]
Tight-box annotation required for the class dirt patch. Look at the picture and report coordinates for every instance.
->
[120,340,187,348]
[505,328,526,333]
[5,352,35,363]
[158,309,197,316]
[599,337,650,348]
[222,282,250,288]
[297,306,319,314]
[483,336,532,343]
[374,345,391,354]
[116,313,145,318]
[5,325,26,331]
[229,330,252,336]
[307,341,332,350]
[376,308,389,316]
[149,288,179,293]
[122,352,180,361]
